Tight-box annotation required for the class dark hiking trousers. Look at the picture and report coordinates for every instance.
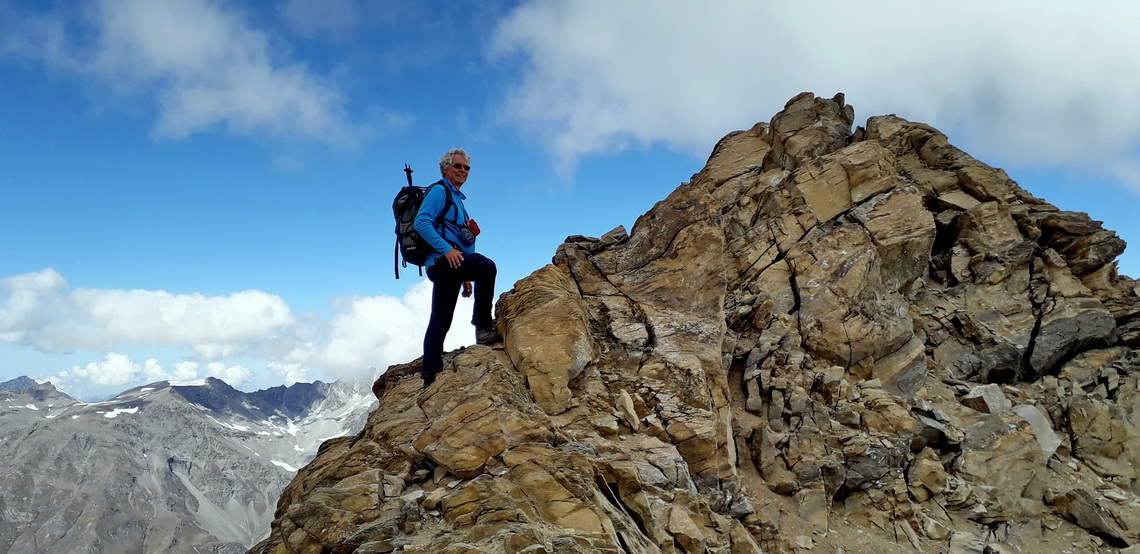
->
[422,252,497,384]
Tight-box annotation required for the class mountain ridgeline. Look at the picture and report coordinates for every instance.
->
[0,376,376,553]
[249,93,1140,554]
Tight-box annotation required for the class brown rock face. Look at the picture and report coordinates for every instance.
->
[251,93,1140,554]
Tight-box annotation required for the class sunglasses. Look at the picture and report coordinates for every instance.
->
[451,163,471,171]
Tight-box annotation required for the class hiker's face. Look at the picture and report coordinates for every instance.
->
[443,154,470,187]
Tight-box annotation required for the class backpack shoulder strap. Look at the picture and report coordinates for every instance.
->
[427,180,457,225]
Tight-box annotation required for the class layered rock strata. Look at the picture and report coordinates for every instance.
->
[252,93,1140,554]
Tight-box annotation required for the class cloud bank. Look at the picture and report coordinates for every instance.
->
[491,0,1140,190]
[1,269,473,397]
[0,269,294,352]
[56,353,251,389]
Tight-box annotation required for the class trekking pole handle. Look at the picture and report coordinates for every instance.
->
[404,164,413,186]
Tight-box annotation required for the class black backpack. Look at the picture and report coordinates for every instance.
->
[393,165,455,278]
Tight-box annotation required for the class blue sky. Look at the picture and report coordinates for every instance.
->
[2,0,1138,400]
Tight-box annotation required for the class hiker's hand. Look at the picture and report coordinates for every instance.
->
[461,282,473,298]
[444,249,464,268]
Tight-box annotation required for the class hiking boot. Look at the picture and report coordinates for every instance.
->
[475,326,502,346]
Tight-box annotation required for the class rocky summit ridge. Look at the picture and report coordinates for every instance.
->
[252,93,1140,554]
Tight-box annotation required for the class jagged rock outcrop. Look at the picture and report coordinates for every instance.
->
[252,93,1140,554]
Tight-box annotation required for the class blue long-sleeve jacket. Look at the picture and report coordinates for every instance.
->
[413,179,472,268]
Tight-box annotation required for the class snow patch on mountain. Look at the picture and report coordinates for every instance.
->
[102,407,139,418]
[0,374,378,553]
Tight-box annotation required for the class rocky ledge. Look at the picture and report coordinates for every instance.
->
[251,93,1140,554]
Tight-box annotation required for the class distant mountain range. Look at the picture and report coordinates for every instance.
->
[0,375,376,553]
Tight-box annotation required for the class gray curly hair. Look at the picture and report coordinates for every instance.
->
[439,148,471,173]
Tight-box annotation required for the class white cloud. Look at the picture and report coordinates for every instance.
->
[203,362,253,387]
[491,0,1140,189]
[3,269,480,396]
[0,270,296,354]
[62,353,150,387]
[279,280,475,380]
[1,270,297,387]
[171,361,201,381]
[268,362,311,386]
[0,269,67,343]
[50,353,252,394]
[3,0,362,144]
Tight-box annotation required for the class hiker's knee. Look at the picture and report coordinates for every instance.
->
[470,253,496,276]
